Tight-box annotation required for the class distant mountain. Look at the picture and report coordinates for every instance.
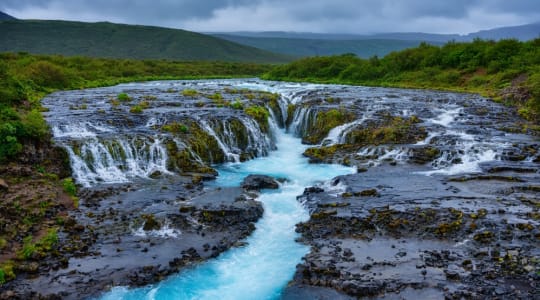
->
[214,34,439,58]
[0,11,16,20]
[212,23,539,59]
[467,22,540,40]
[0,20,291,63]
[216,22,539,42]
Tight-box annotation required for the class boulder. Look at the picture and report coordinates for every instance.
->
[241,175,279,191]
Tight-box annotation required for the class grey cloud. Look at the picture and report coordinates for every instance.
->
[1,0,539,33]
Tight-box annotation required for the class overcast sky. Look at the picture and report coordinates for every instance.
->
[2,0,539,34]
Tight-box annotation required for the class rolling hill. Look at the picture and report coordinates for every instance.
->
[214,34,439,58]
[0,20,291,63]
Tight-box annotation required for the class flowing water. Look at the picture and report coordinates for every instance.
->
[100,127,354,300]
[40,79,539,299]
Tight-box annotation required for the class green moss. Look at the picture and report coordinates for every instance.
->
[286,104,296,126]
[0,261,15,285]
[162,122,188,133]
[62,178,77,197]
[181,89,198,97]
[117,92,131,101]
[129,105,144,113]
[244,105,270,133]
[303,108,356,144]
[230,100,243,110]
[346,115,426,145]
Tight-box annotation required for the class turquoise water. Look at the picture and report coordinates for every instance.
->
[100,128,354,300]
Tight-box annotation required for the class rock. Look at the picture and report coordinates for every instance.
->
[241,175,279,190]
[408,146,441,164]
[304,186,324,194]
[149,171,162,179]
[142,214,161,231]
[0,178,8,191]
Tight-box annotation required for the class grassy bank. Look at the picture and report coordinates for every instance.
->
[263,39,540,124]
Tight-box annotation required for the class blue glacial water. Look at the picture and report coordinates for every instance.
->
[100,127,355,300]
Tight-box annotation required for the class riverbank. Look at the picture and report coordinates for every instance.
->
[263,38,540,126]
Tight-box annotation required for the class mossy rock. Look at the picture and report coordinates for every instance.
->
[302,108,356,144]
[142,214,161,231]
[303,144,358,163]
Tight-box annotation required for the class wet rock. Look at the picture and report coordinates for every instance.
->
[142,214,161,231]
[241,175,279,190]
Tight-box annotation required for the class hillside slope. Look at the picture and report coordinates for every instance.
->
[0,20,291,63]
[0,11,16,20]
[214,34,436,58]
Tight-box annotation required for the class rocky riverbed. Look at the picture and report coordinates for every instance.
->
[278,83,540,299]
[1,79,538,299]
[1,175,265,299]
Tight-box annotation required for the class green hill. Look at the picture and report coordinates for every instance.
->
[0,20,291,63]
[215,34,441,58]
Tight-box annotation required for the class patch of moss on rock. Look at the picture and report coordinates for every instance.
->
[303,108,356,144]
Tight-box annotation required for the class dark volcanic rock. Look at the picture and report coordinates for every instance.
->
[241,174,279,190]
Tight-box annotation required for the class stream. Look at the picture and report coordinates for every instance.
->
[38,79,539,299]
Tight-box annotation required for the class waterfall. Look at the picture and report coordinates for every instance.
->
[64,136,170,187]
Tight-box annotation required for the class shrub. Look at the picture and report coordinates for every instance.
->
[21,109,49,139]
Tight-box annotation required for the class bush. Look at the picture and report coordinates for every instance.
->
[0,123,23,162]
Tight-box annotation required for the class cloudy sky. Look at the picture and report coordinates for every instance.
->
[2,0,539,34]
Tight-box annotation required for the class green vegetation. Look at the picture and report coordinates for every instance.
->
[181,89,199,97]
[303,109,356,144]
[345,116,425,145]
[117,92,131,101]
[0,20,291,63]
[230,100,244,110]
[0,52,272,163]
[62,178,77,197]
[18,228,59,260]
[244,105,270,133]
[265,39,540,123]
[162,122,189,133]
